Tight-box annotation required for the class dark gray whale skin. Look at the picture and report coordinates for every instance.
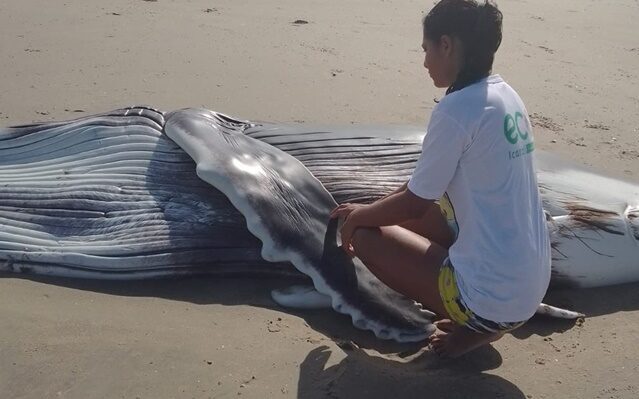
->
[0,107,281,278]
[1,106,638,341]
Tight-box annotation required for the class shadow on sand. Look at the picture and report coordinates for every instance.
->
[296,344,524,399]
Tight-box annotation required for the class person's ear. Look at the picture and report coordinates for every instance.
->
[439,35,454,57]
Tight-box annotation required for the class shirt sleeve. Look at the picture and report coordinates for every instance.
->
[408,109,468,200]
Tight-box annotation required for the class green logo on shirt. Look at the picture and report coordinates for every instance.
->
[504,111,534,160]
[503,112,529,144]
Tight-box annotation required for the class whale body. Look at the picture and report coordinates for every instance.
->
[1,106,637,341]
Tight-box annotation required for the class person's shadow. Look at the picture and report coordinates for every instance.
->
[296,344,524,399]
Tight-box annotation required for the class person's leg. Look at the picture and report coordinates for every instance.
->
[350,225,510,359]
[399,203,455,249]
[429,262,512,358]
[350,225,450,319]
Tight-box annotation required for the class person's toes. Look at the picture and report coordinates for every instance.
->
[429,335,450,357]
[430,331,447,343]
[434,319,456,333]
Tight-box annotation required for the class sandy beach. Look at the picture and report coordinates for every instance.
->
[1,0,639,398]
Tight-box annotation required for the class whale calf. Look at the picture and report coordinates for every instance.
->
[2,106,637,341]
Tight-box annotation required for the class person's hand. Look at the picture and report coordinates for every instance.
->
[329,203,365,220]
[330,203,367,256]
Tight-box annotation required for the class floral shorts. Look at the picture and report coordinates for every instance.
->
[437,259,527,334]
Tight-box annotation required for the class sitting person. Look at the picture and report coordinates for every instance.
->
[330,0,551,358]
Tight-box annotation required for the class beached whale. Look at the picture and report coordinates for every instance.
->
[1,106,637,342]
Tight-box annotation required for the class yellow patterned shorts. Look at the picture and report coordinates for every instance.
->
[438,259,526,333]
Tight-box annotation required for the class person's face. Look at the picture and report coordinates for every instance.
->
[422,35,460,88]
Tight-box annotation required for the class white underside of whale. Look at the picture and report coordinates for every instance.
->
[536,151,639,289]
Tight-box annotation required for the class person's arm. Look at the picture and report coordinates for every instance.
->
[377,181,408,201]
[348,185,432,226]
[330,187,434,255]
[332,109,466,255]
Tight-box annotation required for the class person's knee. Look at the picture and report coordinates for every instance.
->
[351,227,379,257]
[351,226,376,243]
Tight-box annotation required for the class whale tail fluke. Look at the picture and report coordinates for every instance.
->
[536,303,585,319]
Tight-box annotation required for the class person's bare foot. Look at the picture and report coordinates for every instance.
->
[434,319,457,333]
[430,324,504,358]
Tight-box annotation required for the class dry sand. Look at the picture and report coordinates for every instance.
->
[1,0,638,398]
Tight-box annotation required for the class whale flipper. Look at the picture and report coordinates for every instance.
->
[165,108,436,342]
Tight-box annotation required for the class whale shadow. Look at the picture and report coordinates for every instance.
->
[3,273,639,348]
[8,272,639,360]
[0,270,420,356]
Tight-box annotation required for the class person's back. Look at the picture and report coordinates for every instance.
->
[421,75,551,322]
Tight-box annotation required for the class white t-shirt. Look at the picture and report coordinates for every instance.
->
[408,74,551,322]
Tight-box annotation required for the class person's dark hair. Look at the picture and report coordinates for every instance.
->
[423,0,503,95]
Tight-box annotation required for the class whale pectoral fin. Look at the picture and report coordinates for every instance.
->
[166,108,436,342]
[536,303,585,319]
[271,285,333,309]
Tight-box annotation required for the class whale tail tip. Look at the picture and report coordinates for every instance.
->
[536,303,585,319]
